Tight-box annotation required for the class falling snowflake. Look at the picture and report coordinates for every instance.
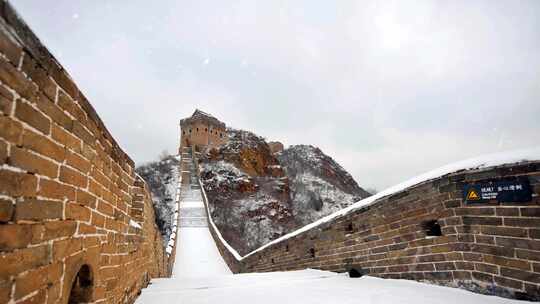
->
[72,13,79,19]
[203,58,210,65]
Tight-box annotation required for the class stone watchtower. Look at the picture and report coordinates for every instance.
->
[179,109,227,152]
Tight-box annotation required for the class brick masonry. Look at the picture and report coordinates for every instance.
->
[0,2,172,303]
[202,158,540,300]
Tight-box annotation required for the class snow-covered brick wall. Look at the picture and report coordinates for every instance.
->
[204,148,540,301]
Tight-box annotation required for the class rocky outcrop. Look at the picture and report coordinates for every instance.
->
[199,129,296,256]
[198,129,370,255]
[278,145,371,225]
[136,155,180,243]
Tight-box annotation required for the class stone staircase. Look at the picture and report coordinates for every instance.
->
[179,147,207,227]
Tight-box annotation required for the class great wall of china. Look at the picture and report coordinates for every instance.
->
[1,1,539,303]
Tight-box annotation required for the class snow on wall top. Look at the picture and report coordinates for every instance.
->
[203,147,540,261]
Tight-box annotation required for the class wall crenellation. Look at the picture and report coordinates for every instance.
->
[0,2,174,303]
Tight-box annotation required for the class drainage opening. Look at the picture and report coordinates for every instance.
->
[422,219,442,237]
[348,267,365,278]
[68,264,93,304]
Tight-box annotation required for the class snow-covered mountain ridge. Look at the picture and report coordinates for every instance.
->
[198,128,370,255]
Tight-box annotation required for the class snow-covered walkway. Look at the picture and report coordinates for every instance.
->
[137,199,524,304]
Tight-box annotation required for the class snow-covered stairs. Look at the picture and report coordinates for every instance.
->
[178,147,206,227]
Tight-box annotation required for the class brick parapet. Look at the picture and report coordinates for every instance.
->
[0,2,170,303]
[204,161,540,300]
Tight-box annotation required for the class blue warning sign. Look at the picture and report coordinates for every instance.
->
[463,177,532,204]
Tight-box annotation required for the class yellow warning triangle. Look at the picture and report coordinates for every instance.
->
[467,189,480,200]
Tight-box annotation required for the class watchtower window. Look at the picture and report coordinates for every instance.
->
[309,248,315,258]
[196,128,199,132]
[220,133,223,138]
[189,129,192,133]
[68,264,93,303]
[205,128,208,132]
[422,219,442,237]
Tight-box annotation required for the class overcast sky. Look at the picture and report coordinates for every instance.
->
[11,1,540,191]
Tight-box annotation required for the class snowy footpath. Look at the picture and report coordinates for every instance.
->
[136,199,524,304]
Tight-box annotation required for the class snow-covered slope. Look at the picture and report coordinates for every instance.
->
[278,145,371,225]
[198,129,370,255]
[136,155,180,242]
[199,129,296,256]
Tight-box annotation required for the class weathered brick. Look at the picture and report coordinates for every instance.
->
[531,229,540,239]
[43,220,77,241]
[418,254,446,263]
[51,124,81,153]
[424,271,453,281]
[472,271,493,283]
[76,189,97,208]
[14,264,50,300]
[0,224,32,250]
[35,94,73,131]
[0,139,7,165]
[22,129,65,162]
[72,120,95,147]
[52,238,82,261]
[494,276,523,290]
[462,216,502,226]
[0,56,37,101]
[0,199,14,222]
[97,200,114,217]
[496,207,520,217]
[0,280,12,303]
[453,271,472,280]
[480,226,528,238]
[15,199,63,221]
[516,249,540,262]
[91,212,105,228]
[59,165,87,188]
[501,267,540,284]
[17,289,46,304]
[15,100,51,135]
[0,84,14,115]
[0,115,23,144]
[19,56,57,102]
[65,203,91,222]
[475,263,499,274]
[38,179,75,201]
[9,147,59,178]
[504,217,540,227]
[0,245,49,280]
[496,237,540,251]
[0,27,22,64]
[78,223,97,234]
[455,207,495,216]
[475,235,494,244]
[0,169,37,197]
[470,244,515,258]
[521,207,540,217]
[484,255,531,271]
[66,150,91,173]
